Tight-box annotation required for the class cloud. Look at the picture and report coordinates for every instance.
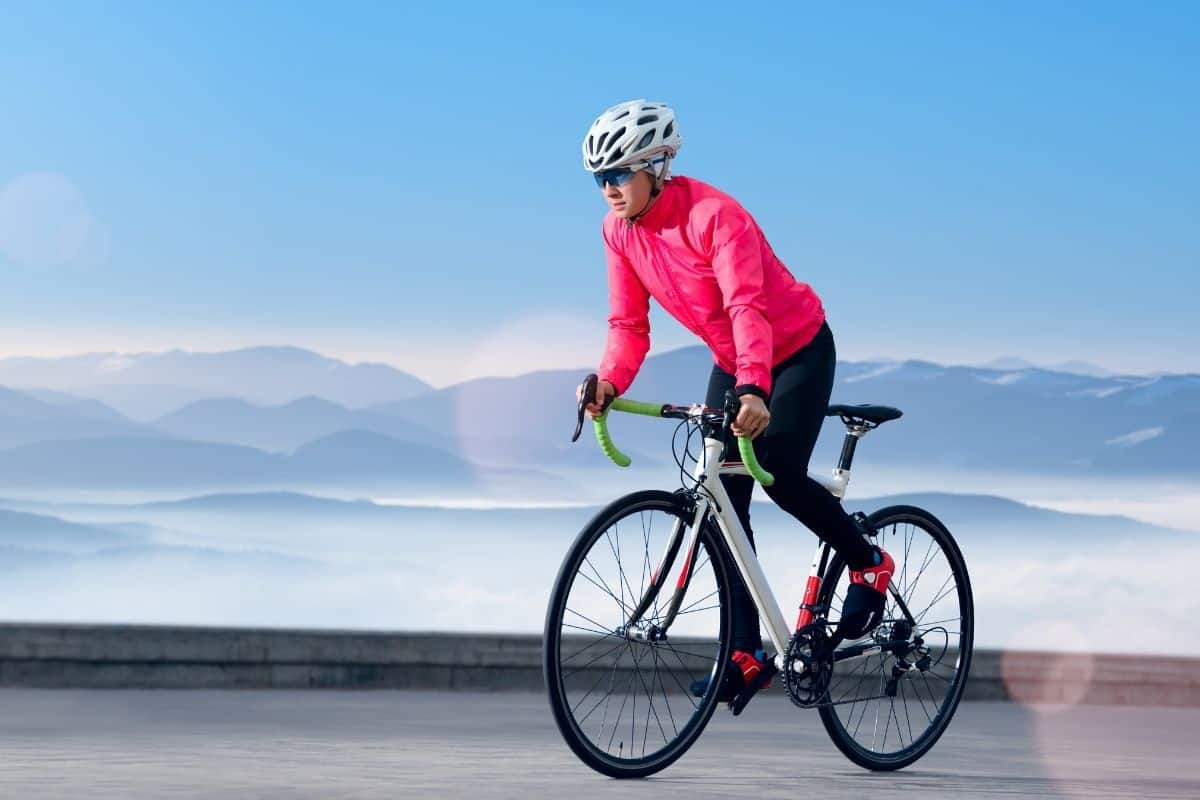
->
[1105,426,1165,447]
[0,172,110,268]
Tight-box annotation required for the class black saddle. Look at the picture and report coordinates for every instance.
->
[825,403,903,426]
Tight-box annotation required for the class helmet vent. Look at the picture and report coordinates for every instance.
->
[663,121,674,139]
[608,127,626,147]
[596,132,608,151]
[635,130,655,151]
[636,115,658,125]
[614,110,630,120]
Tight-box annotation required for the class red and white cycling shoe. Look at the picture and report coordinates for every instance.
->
[690,648,778,714]
[849,546,894,593]
[836,546,895,640]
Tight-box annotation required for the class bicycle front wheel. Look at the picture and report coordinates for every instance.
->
[543,489,733,778]
[817,504,974,771]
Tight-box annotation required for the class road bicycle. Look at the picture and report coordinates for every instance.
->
[543,374,974,777]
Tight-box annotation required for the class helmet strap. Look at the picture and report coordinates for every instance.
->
[650,154,672,195]
[626,154,674,225]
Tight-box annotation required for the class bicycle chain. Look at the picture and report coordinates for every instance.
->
[782,621,940,710]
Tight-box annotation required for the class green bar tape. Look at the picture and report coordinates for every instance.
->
[738,435,775,486]
[593,411,631,467]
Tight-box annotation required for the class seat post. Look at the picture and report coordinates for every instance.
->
[837,425,868,471]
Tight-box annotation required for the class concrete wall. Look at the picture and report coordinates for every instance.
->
[1,623,1196,706]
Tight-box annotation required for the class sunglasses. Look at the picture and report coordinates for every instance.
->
[592,157,665,188]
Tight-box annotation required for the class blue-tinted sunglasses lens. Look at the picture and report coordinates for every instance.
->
[593,168,637,188]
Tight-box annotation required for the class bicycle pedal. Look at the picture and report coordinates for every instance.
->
[728,659,779,716]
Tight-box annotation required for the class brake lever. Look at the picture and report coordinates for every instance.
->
[722,389,741,429]
[721,389,741,457]
[572,373,599,442]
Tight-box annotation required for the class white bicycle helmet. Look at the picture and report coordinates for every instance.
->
[582,99,682,173]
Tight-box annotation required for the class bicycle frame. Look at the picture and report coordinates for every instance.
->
[624,405,854,667]
[694,430,842,662]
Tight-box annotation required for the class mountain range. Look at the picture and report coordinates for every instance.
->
[0,346,1195,493]
[0,346,431,419]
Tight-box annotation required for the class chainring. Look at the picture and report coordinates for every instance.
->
[782,621,834,708]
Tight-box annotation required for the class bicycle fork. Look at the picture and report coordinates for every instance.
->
[619,500,707,641]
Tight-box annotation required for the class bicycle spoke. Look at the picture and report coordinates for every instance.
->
[610,525,642,619]
[660,641,702,709]
[597,644,624,746]
[640,512,651,607]
[871,655,886,750]
[562,622,616,637]
[562,638,629,679]
[571,650,626,718]
[902,523,914,597]
[662,604,720,617]
[576,678,617,727]
[677,588,718,615]
[913,574,957,625]
[838,649,874,726]
[650,645,680,738]
[649,644,719,662]
[578,559,634,619]
[852,654,883,739]
[904,536,939,601]
[561,631,622,664]
[918,668,944,713]
[900,675,916,745]
[882,690,894,751]
[606,644,637,752]
[565,607,616,636]
[607,531,638,618]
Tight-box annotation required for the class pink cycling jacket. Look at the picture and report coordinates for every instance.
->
[598,175,826,398]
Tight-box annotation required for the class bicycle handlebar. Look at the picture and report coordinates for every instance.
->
[585,393,776,487]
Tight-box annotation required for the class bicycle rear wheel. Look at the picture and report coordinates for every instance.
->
[543,489,732,778]
[817,504,974,770]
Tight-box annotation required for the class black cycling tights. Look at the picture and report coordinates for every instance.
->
[705,319,876,653]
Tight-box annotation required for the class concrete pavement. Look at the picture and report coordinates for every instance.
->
[1,689,1197,799]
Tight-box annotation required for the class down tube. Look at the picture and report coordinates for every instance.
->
[700,439,792,656]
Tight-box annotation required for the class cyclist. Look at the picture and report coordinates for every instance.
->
[577,99,894,709]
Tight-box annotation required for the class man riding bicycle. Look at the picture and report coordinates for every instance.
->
[576,99,894,709]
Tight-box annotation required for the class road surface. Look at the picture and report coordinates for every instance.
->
[1,690,1197,799]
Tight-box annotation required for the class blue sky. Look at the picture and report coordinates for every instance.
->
[1,1,1196,385]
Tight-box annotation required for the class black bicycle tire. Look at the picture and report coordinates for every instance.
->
[543,489,734,778]
[816,504,975,771]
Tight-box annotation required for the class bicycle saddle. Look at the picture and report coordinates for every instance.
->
[825,403,903,425]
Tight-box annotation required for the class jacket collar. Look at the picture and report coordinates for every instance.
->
[625,176,679,231]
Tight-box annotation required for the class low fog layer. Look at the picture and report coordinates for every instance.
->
[0,486,1194,656]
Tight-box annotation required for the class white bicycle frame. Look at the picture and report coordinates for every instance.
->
[670,406,868,666]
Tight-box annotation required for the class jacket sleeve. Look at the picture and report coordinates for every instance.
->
[708,205,774,397]
[596,227,651,396]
